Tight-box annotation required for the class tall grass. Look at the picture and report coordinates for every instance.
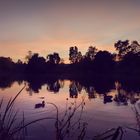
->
[0,86,26,140]
[47,97,87,140]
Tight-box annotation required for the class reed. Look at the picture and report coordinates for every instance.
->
[0,86,26,140]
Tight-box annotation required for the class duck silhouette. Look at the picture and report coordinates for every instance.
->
[104,95,113,104]
[35,101,45,109]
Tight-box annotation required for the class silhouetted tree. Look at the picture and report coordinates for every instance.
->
[114,40,129,57]
[0,57,14,73]
[119,52,140,75]
[47,52,60,64]
[69,46,82,63]
[115,40,140,75]
[78,46,97,71]
[94,51,114,73]
[85,46,97,61]
[77,51,82,62]
[53,53,61,64]
[1,41,140,77]
[114,40,140,58]
[130,40,140,54]
[15,59,26,73]
[26,53,46,73]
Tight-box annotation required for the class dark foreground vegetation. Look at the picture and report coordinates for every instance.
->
[1,40,140,78]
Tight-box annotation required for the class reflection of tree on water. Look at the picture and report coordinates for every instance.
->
[59,80,65,88]
[85,86,96,99]
[0,76,24,90]
[47,80,61,93]
[69,81,83,98]
[114,81,128,105]
[129,92,140,104]
[26,76,46,93]
[1,75,140,106]
[114,81,140,106]
[26,77,63,94]
[22,79,140,105]
[69,81,78,98]
[114,93,128,105]
[26,86,34,96]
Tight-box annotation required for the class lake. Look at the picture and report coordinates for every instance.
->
[0,77,140,140]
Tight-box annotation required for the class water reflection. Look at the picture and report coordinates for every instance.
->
[0,77,140,106]
[69,81,79,98]
[47,80,61,93]
[0,77,140,140]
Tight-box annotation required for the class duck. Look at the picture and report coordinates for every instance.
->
[104,95,113,104]
[35,101,45,109]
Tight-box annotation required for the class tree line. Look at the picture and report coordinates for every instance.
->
[0,40,140,77]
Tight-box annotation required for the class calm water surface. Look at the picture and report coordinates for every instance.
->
[0,79,140,140]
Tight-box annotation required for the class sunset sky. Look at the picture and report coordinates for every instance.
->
[0,0,140,62]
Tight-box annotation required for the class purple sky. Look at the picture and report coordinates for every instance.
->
[0,0,140,62]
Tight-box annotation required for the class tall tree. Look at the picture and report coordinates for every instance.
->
[94,51,114,73]
[0,57,14,72]
[26,53,46,73]
[130,40,140,54]
[85,46,97,61]
[69,46,81,63]
[53,53,61,64]
[114,40,129,57]
[47,52,60,64]
[114,40,140,58]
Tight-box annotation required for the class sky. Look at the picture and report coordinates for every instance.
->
[0,0,140,62]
